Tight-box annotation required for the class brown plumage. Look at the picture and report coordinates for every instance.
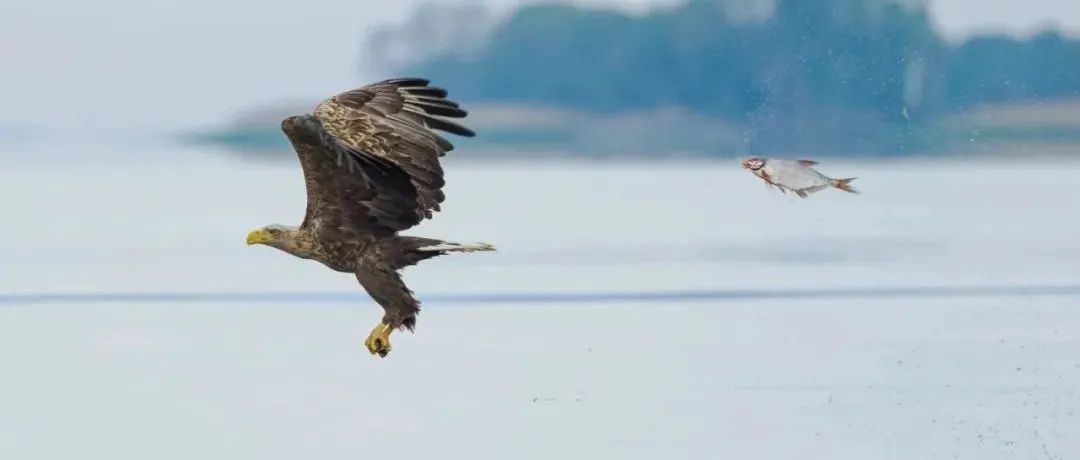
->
[245,78,495,358]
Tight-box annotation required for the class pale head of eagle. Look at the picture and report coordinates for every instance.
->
[246,224,315,259]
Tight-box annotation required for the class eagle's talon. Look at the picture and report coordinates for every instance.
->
[365,323,393,358]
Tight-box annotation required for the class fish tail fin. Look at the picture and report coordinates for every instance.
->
[831,177,858,194]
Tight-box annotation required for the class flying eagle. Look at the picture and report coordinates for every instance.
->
[245,78,494,358]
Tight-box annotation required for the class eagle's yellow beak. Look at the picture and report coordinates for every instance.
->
[246,228,272,245]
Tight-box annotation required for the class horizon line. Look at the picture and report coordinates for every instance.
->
[3,283,1080,307]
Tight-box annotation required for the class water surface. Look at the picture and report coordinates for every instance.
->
[0,146,1077,459]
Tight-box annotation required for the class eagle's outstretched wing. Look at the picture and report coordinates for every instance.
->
[280,78,474,241]
[281,114,418,241]
[314,78,473,220]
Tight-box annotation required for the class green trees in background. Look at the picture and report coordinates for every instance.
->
[406,0,1080,114]
[189,0,1080,158]
[400,0,1080,122]
[946,31,1080,108]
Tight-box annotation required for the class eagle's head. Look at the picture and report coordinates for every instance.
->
[246,224,297,248]
[246,224,318,260]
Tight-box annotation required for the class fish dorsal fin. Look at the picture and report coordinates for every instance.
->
[798,159,818,166]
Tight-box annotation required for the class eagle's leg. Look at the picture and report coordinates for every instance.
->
[355,236,495,359]
[364,321,393,357]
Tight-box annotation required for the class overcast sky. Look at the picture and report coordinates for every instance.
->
[2,0,1078,135]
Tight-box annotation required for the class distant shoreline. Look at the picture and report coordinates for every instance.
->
[183,99,1080,159]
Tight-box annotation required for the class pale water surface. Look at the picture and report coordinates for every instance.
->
[0,146,1078,459]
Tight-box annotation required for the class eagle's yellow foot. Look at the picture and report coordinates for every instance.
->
[364,323,393,358]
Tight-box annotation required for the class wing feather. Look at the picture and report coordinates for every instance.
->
[282,115,423,240]
[312,78,475,223]
[280,78,475,241]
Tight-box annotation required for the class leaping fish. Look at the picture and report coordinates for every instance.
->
[741,157,858,198]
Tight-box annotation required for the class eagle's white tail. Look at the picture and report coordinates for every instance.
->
[417,242,496,253]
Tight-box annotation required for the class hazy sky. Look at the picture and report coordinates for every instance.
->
[2,0,1078,135]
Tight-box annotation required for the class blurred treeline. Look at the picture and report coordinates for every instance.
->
[194,0,1080,158]
[400,0,1080,119]
[373,0,1080,155]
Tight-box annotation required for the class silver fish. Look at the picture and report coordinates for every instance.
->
[740,157,858,198]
